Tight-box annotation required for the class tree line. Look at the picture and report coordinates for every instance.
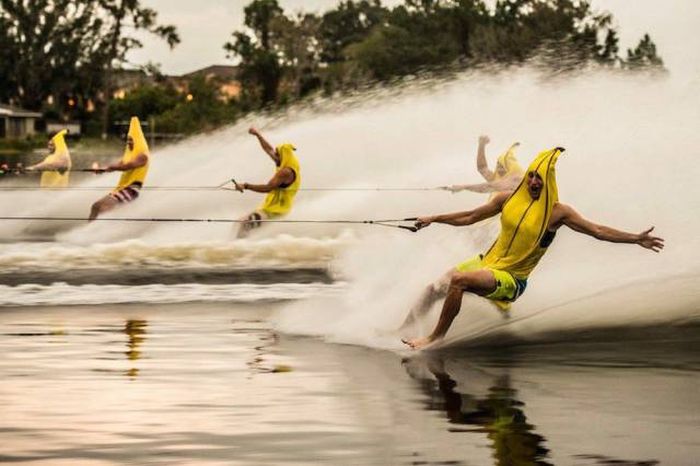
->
[0,0,178,136]
[0,0,665,137]
[228,0,665,108]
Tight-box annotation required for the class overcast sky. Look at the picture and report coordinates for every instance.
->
[128,0,698,76]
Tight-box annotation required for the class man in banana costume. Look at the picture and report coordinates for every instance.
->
[403,147,665,349]
[89,117,150,221]
[233,127,301,238]
[26,129,72,187]
[443,135,523,194]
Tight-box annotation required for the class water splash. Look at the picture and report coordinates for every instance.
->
[0,66,697,343]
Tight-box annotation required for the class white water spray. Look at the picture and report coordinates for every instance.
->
[0,60,698,348]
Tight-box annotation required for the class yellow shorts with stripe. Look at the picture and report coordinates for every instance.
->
[455,255,527,302]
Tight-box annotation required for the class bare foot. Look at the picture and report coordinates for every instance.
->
[401,336,435,350]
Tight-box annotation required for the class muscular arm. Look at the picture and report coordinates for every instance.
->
[28,154,70,172]
[249,127,279,164]
[445,175,520,194]
[554,203,665,252]
[417,191,508,229]
[476,136,494,182]
[241,167,295,193]
[106,153,148,172]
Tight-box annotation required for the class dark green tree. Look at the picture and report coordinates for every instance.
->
[625,33,664,70]
[156,76,238,134]
[93,0,180,138]
[0,1,105,110]
[272,13,323,98]
[224,0,284,106]
[109,83,180,123]
[318,1,388,64]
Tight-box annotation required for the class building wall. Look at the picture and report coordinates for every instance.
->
[3,117,36,138]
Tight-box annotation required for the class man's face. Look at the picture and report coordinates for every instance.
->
[127,136,134,151]
[526,171,544,200]
[47,141,55,153]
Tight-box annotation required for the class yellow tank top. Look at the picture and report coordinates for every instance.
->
[482,148,564,279]
[115,117,150,191]
[259,143,300,216]
[40,130,71,188]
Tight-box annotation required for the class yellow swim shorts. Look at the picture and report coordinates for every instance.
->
[455,255,527,302]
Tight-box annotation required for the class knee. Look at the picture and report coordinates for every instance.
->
[449,273,472,291]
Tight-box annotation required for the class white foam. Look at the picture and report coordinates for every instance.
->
[0,282,343,307]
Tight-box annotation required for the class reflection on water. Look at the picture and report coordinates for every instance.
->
[124,319,147,378]
[0,304,698,465]
[405,355,551,465]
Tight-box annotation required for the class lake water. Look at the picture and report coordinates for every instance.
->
[1,303,699,465]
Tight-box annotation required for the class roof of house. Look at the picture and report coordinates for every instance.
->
[181,65,240,80]
[0,104,42,118]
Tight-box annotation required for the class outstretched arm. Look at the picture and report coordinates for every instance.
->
[443,175,519,194]
[476,135,494,182]
[103,153,148,172]
[248,127,279,164]
[27,154,70,172]
[235,167,295,193]
[556,203,665,252]
[416,191,508,229]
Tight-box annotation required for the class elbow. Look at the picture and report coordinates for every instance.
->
[591,227,607,241]
[454,216,473,226]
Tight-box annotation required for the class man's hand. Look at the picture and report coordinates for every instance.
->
[414,216,434,230]
[233,180,246,193]
[248,127,259,136]
[439,185,463,193]
[637,227,665,253]
[92,164,113,174]
[478,135,490,146]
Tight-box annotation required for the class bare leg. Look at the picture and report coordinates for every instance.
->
[403,269,497,349]
[235,211,264,239]
[89,195,119,221]
[399,271,452,330]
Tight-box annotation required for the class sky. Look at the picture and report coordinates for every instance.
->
[128,0,699,76]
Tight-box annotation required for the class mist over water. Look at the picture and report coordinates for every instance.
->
[1,65,698,348]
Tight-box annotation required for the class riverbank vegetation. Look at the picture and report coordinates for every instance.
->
[0,0,665,139]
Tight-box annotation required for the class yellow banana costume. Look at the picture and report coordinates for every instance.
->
[40,129,71,188]
[259,143,301,216]
[493,143,524,181]
[458,147,564,308]
[114,117,149,192]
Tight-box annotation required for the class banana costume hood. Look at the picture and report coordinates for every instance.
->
[259,143,301,216]
[481,147,564,279]
[40,129,72,188]
[493,143,523,181]
[115,116,150,191]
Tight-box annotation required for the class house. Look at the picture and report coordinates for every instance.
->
[0,104,42,139]
[174,65,241,100]
[46,121,81,137]
[112,69,155,99]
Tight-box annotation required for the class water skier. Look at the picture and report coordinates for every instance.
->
[442,136,523,195]
[233,127,301,238]
[402,147,664,349]
[26,129,72,187]
[89,117,150,221]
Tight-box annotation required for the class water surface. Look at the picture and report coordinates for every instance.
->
[1,304,698,465]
